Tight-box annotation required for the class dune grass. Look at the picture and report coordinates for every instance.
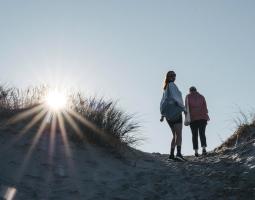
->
[0,85,141,150]
[216,111,255,150]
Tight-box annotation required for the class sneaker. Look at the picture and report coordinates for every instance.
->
[176,153,186,161]
[202,149,207,156]
[168,154,175,160]
[195,152,199,157]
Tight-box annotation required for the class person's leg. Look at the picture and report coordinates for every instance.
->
[166,120,176,158]
[198,120,207,154]
[190,121,199,155]
[173,123,183,156]
[170,128,176,150]
[170,129,176,158]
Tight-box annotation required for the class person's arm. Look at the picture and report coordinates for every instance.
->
[184,96,188,114]
[160,115,164,122]
[203,96,208,114]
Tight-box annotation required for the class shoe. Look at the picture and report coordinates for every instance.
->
[195,152,199,157]
[176,153,186,161]
[202,149,207,156]
[168,154,175,160]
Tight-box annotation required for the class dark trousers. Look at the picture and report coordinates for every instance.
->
[190,120,207,150]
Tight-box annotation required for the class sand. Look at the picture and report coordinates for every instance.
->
[0,125,254,200]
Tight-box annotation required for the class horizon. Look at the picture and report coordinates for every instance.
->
[1,0,255,155]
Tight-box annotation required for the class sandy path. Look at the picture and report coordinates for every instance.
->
[0,129,255,200]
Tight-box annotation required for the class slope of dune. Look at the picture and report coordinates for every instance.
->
[0,122,255,200]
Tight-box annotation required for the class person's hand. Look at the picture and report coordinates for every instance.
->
[160,116,164,122]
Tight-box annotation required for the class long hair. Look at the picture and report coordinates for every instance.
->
[163,71,175,90]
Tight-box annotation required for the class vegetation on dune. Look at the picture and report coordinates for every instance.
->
[216,111,255,151]
[67,93,141,147]
[0,85,141,149]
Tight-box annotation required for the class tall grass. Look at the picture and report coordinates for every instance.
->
[0,85,141,149]
[67,93,141,147]
[216,110,255,151]
[0,85,47,110]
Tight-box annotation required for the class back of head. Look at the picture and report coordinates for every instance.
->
[189,86,197,93]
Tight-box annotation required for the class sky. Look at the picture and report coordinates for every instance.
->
[0,0,255,155]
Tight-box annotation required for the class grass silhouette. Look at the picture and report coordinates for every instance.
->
[216,110,255,151]
[0,85,141,150]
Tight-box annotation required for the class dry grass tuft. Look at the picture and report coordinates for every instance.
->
[216,111,255,151]
[0,85,141,150]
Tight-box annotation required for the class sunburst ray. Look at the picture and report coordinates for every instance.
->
[5,104,44,125]
[62,110,84,140]
[16,111,50,181]
[0,109,47,157]
[57,112,72,158]
[49,113,57,161]
[56,112,82,197]
[67,109,104,136]
[66,109,117,145]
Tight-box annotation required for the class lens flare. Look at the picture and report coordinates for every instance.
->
[45,90,67,111]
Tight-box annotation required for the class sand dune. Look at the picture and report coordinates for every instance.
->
[0,125,254,200]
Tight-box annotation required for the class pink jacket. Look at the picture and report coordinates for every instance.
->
[185,92,209,122]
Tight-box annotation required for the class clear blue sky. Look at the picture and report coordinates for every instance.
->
[0,0,255,155]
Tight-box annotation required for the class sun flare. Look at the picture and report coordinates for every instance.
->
[45,90,67,111]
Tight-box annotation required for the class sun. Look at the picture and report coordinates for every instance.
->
[45,90,67,111]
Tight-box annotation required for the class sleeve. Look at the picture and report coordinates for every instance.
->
[202,96,208,113]
[160,91,166,112]
[185,95,188,110]
[169,83,185,109]
[166,83,173,99]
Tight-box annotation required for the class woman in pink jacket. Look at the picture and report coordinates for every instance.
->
[185,86,209,157]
